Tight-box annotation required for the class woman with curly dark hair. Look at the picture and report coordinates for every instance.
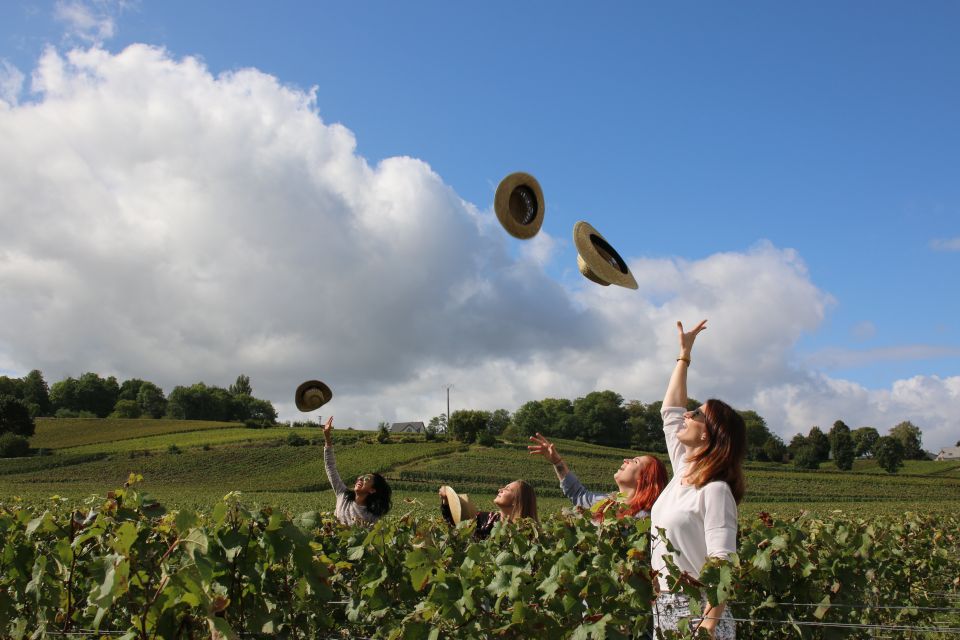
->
[322,416,392,525]
[651,319,746,639]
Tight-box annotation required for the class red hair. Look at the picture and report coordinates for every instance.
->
[593,455,668,522]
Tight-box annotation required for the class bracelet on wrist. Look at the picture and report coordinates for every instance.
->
[677,356,691,364]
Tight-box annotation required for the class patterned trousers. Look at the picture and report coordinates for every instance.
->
[653,591,736,639]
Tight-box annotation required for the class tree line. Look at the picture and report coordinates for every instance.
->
[438,390,930,474]
[0,370,277,457]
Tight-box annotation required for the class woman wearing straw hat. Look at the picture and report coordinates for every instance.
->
[651,320,746,639]
[528,433,668,523]
[322,416,392,525]
[438,481,538,540]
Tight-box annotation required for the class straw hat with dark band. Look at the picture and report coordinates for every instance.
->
[295,380,333,412]
[573,221,638,290]
[441,485,478,525]
[494,172,545,240]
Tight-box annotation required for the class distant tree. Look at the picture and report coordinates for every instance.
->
[487,409,511,436]
[573,390,628,447]
[118,378,147,402]
[626,400,662,453]
[889,421,924,460]
[51,373,120,418]
[377,422,391,444]
[793,445,820,470]
[0,376,23,399]
[763,435,787,463]
[787,433,808,459]
[540,398,575,437]
[512,401,549,438]
[829,420,855,471]
[229,374,253,396]
[136,382,167,418]
[741,410,772,461]
[851,427,880,458]
[807,427,830,463]
[956,440,960,447]
[428,413,447,434]
[232,394,278,423]
[448,410,489,444]
[555,413,585,440]
[477,429,496,447]
[166,383,232,421]
[0,395,35,438]
[874,436,905,474]
[424,421,437,441]
[0,433,30,458]
[21,370,51,417]
[110,399,141,419]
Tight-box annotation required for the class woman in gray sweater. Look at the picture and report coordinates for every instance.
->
[323,416,392,525]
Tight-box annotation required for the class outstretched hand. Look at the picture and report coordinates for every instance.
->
[323,416,334,443]
[677,319,708,356]
[527,433,562,465]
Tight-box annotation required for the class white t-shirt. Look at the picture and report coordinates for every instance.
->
[650,406,738,591]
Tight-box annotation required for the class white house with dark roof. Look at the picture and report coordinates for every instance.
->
[390,421,425,434]
[936,446,960,461]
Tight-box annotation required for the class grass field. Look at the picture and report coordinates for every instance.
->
[3,418,959,520]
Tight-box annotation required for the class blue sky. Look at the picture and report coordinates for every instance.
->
[1,2,957,446]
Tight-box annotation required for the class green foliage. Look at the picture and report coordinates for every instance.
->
[0,433,31,458]
[889,420,924,460]
[762,436,787,463]
[851,426,879,458]
[806,426,830,463]
[512,400,549,438]
[626,400,667,453]
[0,477,956,639]
[829,420,855,471]
[110,399,142,419]
[166,382,276,422]
[377,423,391,444]
[21,370,52,417]
[476,430,496,447]
[792,446,820,470]
[135,381,167,418]
[448,410,489,444]
[486,409,511,435]
[228,373,253,396]
[50,372,121,418]
[0,395,35,438]
[874,436,905,474]
[286,432,309,447]
[573,390,628,447]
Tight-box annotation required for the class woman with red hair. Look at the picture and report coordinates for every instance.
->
[651,319,746,639]
[528,432,668,521]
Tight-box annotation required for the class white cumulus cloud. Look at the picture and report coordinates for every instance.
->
[1,44,957,451]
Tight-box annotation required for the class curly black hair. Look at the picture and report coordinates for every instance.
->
[345,473,392,517]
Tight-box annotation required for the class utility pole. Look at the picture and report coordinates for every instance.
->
[442,384,453,433]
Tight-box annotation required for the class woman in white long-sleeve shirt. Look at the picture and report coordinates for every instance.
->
[322,416,392,525]
[651,319,746,639]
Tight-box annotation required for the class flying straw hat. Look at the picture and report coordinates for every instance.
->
[441,485,478,525]
[572,221,638,289]
[494,172,545,240]
[294,380,333,412]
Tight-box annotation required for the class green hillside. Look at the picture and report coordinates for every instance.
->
[3,418,960,519]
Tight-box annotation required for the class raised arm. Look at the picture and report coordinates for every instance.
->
[663,319,707,408]
[322,416,348,495]
[528,432,568,481]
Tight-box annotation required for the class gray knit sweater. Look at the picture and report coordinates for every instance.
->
[324,445,379,526]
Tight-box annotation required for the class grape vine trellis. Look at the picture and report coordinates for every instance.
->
[1,475,957,639]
